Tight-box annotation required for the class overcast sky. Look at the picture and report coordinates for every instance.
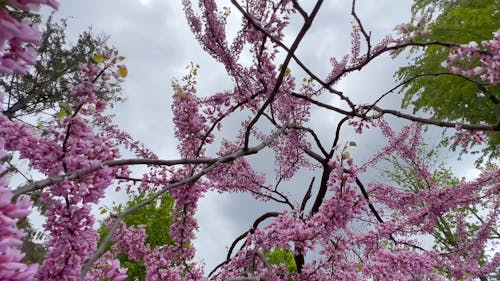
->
[40,0,483,273]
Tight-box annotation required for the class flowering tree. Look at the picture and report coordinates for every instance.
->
[0,1,499,281]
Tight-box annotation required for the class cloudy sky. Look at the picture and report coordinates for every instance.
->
[39,0,482,273]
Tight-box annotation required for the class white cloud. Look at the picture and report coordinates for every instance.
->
[137,0,151,6]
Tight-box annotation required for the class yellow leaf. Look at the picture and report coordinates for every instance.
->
[100,208,108,215]
[178,91,187,99]
[343,151,350,159]
[118,56,126,61]
[355,265,362,272]
[37,121,44,129]
[118,67,128,78]
[56,110,67,119]
[92,54,104,63]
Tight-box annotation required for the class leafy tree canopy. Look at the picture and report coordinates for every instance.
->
[395,0,500,162]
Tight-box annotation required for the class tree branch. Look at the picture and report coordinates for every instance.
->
[369,105,500,131]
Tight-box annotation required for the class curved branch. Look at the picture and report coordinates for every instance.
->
[330,116,349,157]
[367,72,495,114]
[209,211,280,278]
[286,124,329,157]
[291,93,353,116]
[351,0,371,55]
[370,105,500,131]
[13,157,217,199]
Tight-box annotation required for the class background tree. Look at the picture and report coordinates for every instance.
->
[1,14,123,123]
[382,144,500,281]
[395,0,500,162]
[265,248,297,274]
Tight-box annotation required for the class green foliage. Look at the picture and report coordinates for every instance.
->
[17,217,46,265]
[98,192,175,281]
[1,14,124,122]
[120,192,175,248]
[265,248,297,274]
[395,0,500,163]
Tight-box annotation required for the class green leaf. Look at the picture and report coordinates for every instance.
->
[97,192,177,280]
[265,248,297,273]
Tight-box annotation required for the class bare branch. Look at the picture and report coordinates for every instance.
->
[330,117,349,157]
[291,0,308,20]
[367,72,493,113]
[300,177,315,217]
[291,93,353,116]
[369,105,500,131]
[209,211,280,278]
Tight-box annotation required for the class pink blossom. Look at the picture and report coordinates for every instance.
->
[0,140,37,281]
[442,29,500,85]
[0,0,58,74]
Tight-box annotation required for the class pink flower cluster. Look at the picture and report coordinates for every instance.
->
[396,16,430,40]
[37,203,99,281]
[454,124,485,148]
[0,22,127,279]
[347,108,378,135]
[33,57,125,279]
[0,139,38,280]
[0,0,58,74]
[441,30,500,85]
[84,253,127,281]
